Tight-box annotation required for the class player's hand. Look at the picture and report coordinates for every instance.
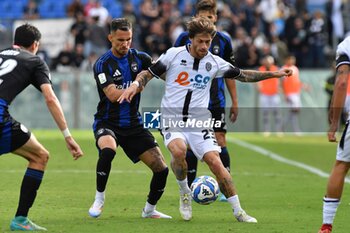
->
[65,137,83,160]
[230,106,238,123]
[118,85,138,103]
[327,124,338,142]
[278,68,293,77]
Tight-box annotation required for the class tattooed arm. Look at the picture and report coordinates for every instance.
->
[135,70,154,88]
[117,69,165,103]
[234,68,293,82]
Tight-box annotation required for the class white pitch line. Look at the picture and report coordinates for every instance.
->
[228,137,350,184]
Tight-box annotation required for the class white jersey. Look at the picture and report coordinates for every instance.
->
[149,45,241,125]
[335,36,350,69]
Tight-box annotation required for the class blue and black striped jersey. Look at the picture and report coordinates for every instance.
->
[93,48,152,128]
[174,31,235,109]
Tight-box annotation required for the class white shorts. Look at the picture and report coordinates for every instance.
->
[286,93,301,109]
[161,129,221,160]
[344,95,350,114]
[259,94,280,108]
[336,122,350,162]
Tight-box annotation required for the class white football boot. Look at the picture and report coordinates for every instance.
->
[89,199,104,218]
[234,210,257,223]
[142,209,172,219]
[179,192,192,221]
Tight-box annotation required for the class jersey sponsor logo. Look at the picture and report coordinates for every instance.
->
[131,62,138,72]
[174,71,210,89]
[98,73,107,84]
[180,60,187,66]
[0,50,20,56]
[143,109,161,129]
[116,80,133,89]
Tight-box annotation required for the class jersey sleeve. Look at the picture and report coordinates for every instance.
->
[222,36,235,65]
[148,49,174,78]
[31,56,52,90]
[335,37,350,68]
[215,56,241,79]
[137,51,153,69]
[93,59,114,89]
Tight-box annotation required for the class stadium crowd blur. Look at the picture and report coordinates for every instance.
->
[0,0,349,71]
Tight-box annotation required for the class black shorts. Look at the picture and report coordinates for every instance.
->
[93,121,158,163]
[209,107,226,133]
[0,116,31,155]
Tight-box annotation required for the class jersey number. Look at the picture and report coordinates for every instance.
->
[202,129,218,145]
[0,58,18,85]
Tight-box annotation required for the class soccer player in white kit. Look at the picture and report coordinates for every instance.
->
[119,17,292,222]
[318,36,350,233]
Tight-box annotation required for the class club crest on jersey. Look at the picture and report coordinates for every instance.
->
[205,62,212,71]
[131,62,138,72]
[212,45,220,54]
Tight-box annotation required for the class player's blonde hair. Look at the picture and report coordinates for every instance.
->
[187,16,217,39]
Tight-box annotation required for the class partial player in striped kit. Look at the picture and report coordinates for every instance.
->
[89,18,171,220]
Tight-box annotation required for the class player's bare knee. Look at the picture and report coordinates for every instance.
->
[149,158,168,172]
[168,143,187,160]
[215,134,226,147]
[171,148,187,160]
[32,149,49,167]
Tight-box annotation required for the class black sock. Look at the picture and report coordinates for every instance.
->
[186,149,198,187]
[220,147,230,173]
[15,168,44,217]
[96,148,115,192]
[147,168,169,205]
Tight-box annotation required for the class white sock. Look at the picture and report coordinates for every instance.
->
[227,195,242,215]
[177,178,191,194]
[95,190,105,202]
[323,197,340,224]
[144,202,155,213]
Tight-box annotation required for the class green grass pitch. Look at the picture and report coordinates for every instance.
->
[0,130,349,233]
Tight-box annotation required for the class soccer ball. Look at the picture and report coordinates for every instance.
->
[190,175,219,205]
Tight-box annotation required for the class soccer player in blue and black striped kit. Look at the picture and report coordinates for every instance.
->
[88,18,171,219]
[174,0,238,200]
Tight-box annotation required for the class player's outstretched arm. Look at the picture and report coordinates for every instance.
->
[40,84,83,160]
[328,64,350,142]
[225,79,238,122]
[118,70,154,103]
[235,68,293,82]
